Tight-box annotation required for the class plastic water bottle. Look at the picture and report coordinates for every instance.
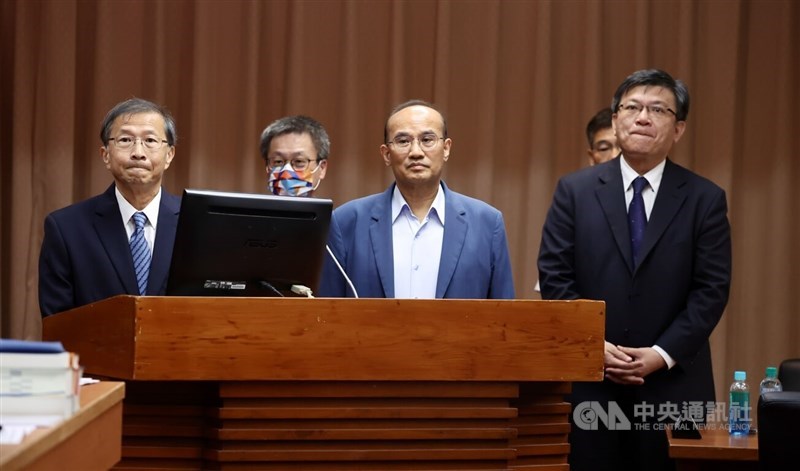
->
[759,366,783,394]
[729,370,750,435]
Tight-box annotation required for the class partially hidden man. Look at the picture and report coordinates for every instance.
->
[260,115,329,197]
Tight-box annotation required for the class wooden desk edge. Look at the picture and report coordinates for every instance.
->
[0,381,125,470]
[668,427,758,461]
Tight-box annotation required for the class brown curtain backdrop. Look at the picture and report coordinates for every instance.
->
[2,0,798,402]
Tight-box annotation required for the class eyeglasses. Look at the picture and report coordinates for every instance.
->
[617,102,677,120]
[268,157,319,171]
[109,135,169,151]
[387,133,444,151]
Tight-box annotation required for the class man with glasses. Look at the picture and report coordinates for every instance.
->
[318,99,514,299]
[538,69,731,470]
[39,98,181,317]
[535,106,623,294]
[586,107,621,166]
[260,115,329,197]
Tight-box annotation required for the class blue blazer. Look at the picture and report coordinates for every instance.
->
[39,184,181,317]
[538,157,731,404]
[318,182,515,299]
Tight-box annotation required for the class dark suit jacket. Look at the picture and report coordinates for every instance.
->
[319,182,515,299]
[538,157,731,404]
[39,184,181,317]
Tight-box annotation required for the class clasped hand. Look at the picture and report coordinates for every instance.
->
[603,341,666,385]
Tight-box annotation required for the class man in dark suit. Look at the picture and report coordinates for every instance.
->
[39,98,181,317]
[319,99,514,299]
[538,69,732,470]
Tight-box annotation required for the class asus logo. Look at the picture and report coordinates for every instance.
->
[244,239,278,248]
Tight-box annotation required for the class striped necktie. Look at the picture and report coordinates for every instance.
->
[130,212,151,295]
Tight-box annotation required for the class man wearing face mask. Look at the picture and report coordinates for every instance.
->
[260,115,329,197]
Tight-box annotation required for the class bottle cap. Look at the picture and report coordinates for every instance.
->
[734,370,746,381]
[766,366,777,378]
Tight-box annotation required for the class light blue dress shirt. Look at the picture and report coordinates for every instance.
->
[391,184,445,299]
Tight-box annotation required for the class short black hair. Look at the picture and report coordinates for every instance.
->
[611,69,690,122]
[384,99,448,144]
[259,115,330,161]
[100,98,177,146]
[586,108,614,148]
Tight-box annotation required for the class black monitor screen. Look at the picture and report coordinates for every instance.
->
[166,189,332,297]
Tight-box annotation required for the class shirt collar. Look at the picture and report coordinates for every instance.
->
[620,155,666,194]
[115,186,162,229]
[391,183,446,225]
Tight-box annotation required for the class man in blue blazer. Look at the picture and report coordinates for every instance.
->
[319,100,514,299]
[538,70,732,470]
[39,98,180,317]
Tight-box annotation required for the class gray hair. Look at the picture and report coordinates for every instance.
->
[259,115,330,162]
[99,98,177,146]
[611,69,690,122]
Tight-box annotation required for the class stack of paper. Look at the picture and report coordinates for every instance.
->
[0,339,82,420]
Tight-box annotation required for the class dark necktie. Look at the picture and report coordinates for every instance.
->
[629,176,648,267]
[130,212,151,295]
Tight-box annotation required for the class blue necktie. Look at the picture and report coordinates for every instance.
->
[130,212,151,295]
[629,176,648,268]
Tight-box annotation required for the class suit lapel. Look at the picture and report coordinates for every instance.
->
[369,185,396,297]
[436,184,467,298]
[596,159,635,274]
[93,184,139,294]
[148,190,181,295]
[637,160,687,272]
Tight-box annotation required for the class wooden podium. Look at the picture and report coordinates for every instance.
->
[43,296,604,470]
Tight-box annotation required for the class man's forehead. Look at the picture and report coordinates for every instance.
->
[269,132,314,149]
[622,85,676,105]
[388,106,444,132]
[269,132,316,153]
[114,112,165,130]
[269,148,315,158]
[593,128,615,143]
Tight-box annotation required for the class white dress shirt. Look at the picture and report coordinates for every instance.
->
[620,156,665,219]
[115,186,161,254]
[620,156,675,369]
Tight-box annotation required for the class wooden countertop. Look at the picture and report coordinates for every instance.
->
[668,426,758,461]
[0,381,125,471]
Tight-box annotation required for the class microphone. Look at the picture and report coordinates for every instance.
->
[325,245,359,298]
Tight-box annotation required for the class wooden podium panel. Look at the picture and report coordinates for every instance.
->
[44,296,604,470]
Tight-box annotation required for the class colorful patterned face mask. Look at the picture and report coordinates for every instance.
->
[267,162,321,196]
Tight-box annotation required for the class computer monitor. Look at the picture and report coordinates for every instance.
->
[166,189,332,297]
